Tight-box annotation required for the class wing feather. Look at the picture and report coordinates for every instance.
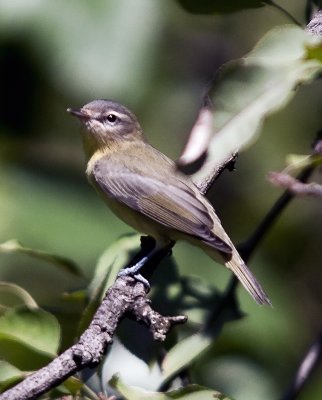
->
[93,158,231,253]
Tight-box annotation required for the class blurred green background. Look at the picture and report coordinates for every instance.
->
[0,1,321,399]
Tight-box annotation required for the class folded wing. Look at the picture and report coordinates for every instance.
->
[93,158,232,253]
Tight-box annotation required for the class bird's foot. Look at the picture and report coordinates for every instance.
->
[117,256,150,290]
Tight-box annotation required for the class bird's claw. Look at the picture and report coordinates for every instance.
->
[117,256,150,291]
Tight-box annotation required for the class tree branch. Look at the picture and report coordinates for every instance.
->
[195,152,238,195]
[0,276,186,400]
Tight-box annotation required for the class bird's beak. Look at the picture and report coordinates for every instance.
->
[66,108,90,119]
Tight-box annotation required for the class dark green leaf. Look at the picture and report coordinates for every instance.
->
[0,282,38,309]
[179,26,322,183]
[61,376,84,395]
[0,306,60,369]
[0,239,83,277]
[110,375,233,399]
[161,291,242,384]
[0,361,23,392]
[88,233,141,297]
[78,234,140,334]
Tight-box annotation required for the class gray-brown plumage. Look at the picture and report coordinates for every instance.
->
[68,99,271,305]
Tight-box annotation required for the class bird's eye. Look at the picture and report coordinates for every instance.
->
[106,114,117,123]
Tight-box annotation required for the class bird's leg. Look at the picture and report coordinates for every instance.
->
[117,255,150,287]
[117,236,174,289]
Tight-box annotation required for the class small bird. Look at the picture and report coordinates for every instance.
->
[67,100,270,305]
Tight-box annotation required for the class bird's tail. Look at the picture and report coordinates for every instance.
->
[224,250,271,305]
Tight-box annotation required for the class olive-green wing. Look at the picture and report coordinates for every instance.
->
[92,159,231,253]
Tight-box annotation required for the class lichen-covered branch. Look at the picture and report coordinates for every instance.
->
[0,276,186,400]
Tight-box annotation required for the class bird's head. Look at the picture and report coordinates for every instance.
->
[67,99,144,155]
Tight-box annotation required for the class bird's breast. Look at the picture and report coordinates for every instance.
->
[87,168,171,242]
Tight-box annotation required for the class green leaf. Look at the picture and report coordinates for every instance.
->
[62,289,87,303]
[177,0,264,14]
[61,376,84,395]
[161,293,242,384]
[37,377,88,400]
[285,154,312,170]
[180,26,322,183]
[306,41,322,62]
[0,282,38,309]
[78,234,140,334]
[88,233,141,298]
[110,375,232,399]
[285,153,322,171]
[0,360,23,392]
[205,27,320,167]
[0,306,61,370]
[0,337,52,372]
[0,1,163,102]
[0,239,83,276]
[162,333,212,383]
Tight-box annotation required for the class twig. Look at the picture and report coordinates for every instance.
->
[240,136,321,259]
[268,135,322,198]
[195,152,238,195]
[238,164,315,262]
[280,332,322,400]
[268,171,322,198]
[0,276,186,400]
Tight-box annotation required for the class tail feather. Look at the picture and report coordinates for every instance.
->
[183,203,271,305]
[226,252,271,305]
